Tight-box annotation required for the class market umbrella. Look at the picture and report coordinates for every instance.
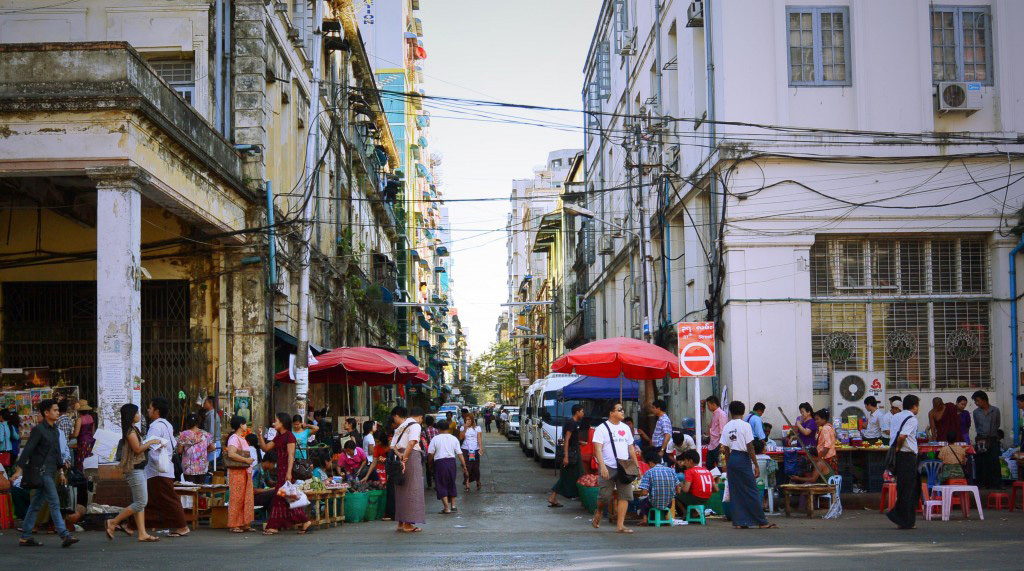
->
[561,376,639,400]
[274,347,424,386]
[550,337,680,380]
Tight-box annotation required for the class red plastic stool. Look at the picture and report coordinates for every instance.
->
[1010,481,1024,511]
[987,492,1010,511]
[0,492,13,530]
[880,482,897,512]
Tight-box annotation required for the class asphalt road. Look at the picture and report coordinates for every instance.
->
[3,430,1023,569]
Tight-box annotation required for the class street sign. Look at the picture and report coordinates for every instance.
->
[677,322,716,377]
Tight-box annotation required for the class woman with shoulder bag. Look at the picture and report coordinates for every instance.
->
[225,415,256,532]
[390,406,426,533]
[106,403,160,543]
[256,413,312,535]
[937,430,968,483]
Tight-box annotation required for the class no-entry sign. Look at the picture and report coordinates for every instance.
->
[677,322,716,377]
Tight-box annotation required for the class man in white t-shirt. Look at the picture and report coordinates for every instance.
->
[722,401,772,528]
[427,420,468,514]
[887,394,921,530]
[499,411,509,433]
[591,401,638,533]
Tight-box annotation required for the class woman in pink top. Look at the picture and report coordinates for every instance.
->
[337,440,369,481]
[225,415,256,532]
[176,414,213,484]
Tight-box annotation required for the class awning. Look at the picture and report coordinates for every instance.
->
[274,327,326,355]
[561,376,639,400]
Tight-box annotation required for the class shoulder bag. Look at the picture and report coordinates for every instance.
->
[224,436,253,469]
[605,422,638,485]
[385,422,413,486]
[885,416,913,473]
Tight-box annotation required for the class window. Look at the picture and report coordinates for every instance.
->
[810,236,992,390]
[931,6,993,84]
[597,41,612,99]
[786,6,851,86]
[149,60,195,105]
[584,81,601,130]
[613,0,629,52]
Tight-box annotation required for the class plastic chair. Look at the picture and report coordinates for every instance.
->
[817,475,842,509]
[755,459,775,513]
[0,492,13,530]
[1010,481,1024,511]
[880,482,897,512]
[684,504,706,525]
[647,506,673,527]
[919,460,942,495]
[923,499,944,521]
[987,492,1010,511]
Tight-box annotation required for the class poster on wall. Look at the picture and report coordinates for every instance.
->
[233,394,252,425]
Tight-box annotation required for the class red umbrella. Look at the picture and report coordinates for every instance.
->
[275,347,424,386]
[550,337,680,380]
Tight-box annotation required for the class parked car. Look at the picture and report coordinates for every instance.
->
[506,412,520,440]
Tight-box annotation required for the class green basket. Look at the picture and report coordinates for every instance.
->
[577,485,600,513]
[344,491,368,523]
[367,489,385,520]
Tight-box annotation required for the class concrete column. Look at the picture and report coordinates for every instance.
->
[88,166,146,431]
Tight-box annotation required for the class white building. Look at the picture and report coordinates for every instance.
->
[578,0,1024,438]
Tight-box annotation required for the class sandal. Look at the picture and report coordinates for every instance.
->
[616,528,634,534]
[19,538,43,547]
[297,522,313,534]
[116,524,134,537]
[167,531,190,538]
[399,526,422,533]
[591,514,601,529]
[548,502,564,508]
[230,528,246,533]
[759,523,779,529]
[439,510,451,514]
[105,522,116,541]
[262,529,279,536]
[138,536,160,542]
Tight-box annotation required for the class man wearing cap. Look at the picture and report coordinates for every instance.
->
[863,396,884,445]
[882,396,902,440]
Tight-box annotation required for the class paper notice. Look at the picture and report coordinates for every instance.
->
[99,352,127,403]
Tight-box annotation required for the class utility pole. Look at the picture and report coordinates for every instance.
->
[295,0,324,423]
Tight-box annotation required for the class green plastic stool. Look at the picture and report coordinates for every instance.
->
[685,504,707,525]
[647,507,672,527]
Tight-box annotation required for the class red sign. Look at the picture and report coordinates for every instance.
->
[677,322,716,377]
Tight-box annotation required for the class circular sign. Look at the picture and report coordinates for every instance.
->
[680,341,715,376]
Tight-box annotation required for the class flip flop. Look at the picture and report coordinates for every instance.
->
[591,515,601,529]
[167,531,190,538]
[116,524,134,537]
[138,536,160,542]
[439,510,451,514]
[230,528,246,533]
[105,522,115,541]
[548,503,564,508]
[401,526,422,533]
[616,528,634,534]
[262,530,279,536]
[759,523,779,529]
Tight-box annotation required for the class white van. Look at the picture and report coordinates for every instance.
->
[520,380,543,456]
[530,374,581,466]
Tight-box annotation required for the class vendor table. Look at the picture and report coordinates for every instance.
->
[307,489,345,529]
[780,484,835,518]
[174,487,200,525]
[173,484,229,527]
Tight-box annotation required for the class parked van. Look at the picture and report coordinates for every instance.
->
[520,380,543,456]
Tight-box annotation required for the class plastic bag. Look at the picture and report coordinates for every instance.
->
[280,481,309,509]
[289,490,310,510]
[147,437,172,474]
[722,480,730,503]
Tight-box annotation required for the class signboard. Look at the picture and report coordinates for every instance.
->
[452,388,461,395]
[677,322,716,377]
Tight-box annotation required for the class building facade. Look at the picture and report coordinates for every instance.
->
[0,0,403,428]
[571,0,1024,437]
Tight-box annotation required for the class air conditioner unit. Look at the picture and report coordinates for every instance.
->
[937,81,983,113]
[610,217,625,237]
[617,30,636,56]
[598,234,614,255]
[687,1,705,27]
[832,371,885,427]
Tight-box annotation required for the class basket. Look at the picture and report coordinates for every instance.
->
[367,489,386,520]
[344,491,368,523]
[577,485,600,513]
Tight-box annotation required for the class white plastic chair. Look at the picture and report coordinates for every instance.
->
[817,475,842,509]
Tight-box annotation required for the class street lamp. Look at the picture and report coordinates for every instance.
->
[562,203,656,341]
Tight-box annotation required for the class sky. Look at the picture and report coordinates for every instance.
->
[417,0,601,357]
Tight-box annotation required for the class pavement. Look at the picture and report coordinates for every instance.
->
[3,430,1023,569]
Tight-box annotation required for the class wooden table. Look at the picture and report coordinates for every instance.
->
[173,485,229,527]
[173,487,200,524]
[780,484,835,518]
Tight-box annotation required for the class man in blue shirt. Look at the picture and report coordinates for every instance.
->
[649,399,673,459]
[746,402,767,442]
[637,448,677,523]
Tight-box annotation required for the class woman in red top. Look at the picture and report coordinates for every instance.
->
[256,413,311,535]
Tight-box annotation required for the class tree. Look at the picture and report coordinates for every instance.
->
[469,341,519,403]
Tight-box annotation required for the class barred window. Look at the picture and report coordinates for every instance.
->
[786,6,851,86]
[810,236,991,390]
[149,60,195,105]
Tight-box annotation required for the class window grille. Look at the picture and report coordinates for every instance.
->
[786,6,851,86]
[597,42,612,99]
[585,81,601,131]
[613,0,628,51]
[931,6,993,84]
[810,236,991,390]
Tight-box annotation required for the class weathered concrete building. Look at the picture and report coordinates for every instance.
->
[0,1,402,429]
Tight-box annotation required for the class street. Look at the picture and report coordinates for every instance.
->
[3,431,1023,570]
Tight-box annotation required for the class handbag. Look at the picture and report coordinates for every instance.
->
[885,417,913,473]
[556,422,582,465]
[292,458,313,481]
[605,423,638,485]
[385,423,413,486]
[225,448,252,469]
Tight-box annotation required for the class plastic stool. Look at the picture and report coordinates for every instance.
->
[923,499,943,521]
[1010,481,1024,511]
[986,492,1010,511]
[0,493,13,530]
[880,482,897,512]
[647,507,672,527]
[685,504,706,525]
